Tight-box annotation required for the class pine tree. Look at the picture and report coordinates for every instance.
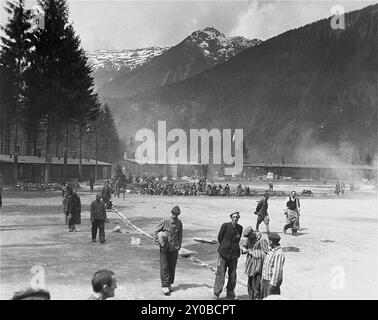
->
[27,0,100,181]
[0,0,32,183]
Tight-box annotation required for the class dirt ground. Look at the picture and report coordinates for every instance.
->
[0,186,377,300]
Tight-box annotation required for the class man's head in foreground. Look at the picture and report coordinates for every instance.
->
[91,269,117,299]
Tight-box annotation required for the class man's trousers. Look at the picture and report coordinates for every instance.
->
[160,249,179,287]
[91,219,105,242]
[213,255,238,297]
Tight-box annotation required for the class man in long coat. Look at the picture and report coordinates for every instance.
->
[213,212,243,300]
[66,188,81,232]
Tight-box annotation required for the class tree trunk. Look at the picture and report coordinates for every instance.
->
[13,118,18,184]
[95,126,98,181]
[79,125,82,181]
[44,114,51,183]
[63,122,69,180]
[33,128,38,156]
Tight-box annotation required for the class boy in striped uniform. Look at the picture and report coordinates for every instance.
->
[261,232,285,298]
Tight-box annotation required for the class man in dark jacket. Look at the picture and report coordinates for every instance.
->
[90,193,107,243]
[62,182,72,223]
[89,174,95,193]
[213,212,243,300]
[255,193,270,234]
[66,188,81,232]
[154,205,183,296]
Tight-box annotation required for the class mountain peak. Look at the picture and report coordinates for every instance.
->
[189,27,225,41]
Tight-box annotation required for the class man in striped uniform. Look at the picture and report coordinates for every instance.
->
[261,232,285,298]
[154,205,183,296]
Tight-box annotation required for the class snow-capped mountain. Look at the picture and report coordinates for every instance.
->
[87,46,169,89]
[98,27,261,98]
[185,27,261,64]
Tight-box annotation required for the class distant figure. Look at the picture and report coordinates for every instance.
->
[154,206,183,296]
[89,174,95,193]
[283,191,300,235]
[261,233,285,298]
[254,193,270,234]
[213,212,243,300]
[341,182,345,195]
[120,173,127,188]
[0,173,3,209]
[12,287,50,300]
[102,183,112,209]
[66,188,81,232]
[62,182,72,224]
[90,193,107,243]
[241,228,269,300]
[268,182,273,192]
[88,269,117,300]
[224,184,230,196]
[114,179,121,198]
[335,180,341,196]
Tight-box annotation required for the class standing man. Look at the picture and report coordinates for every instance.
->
[154,205,183,296]
[213,212,243,300]
[62,182,72,224]
[102,182,112,209]
[88,269,117,300]
[241,228,269,300]
[90,193,107,243]
[66,188,81,232]
[255,193,270,234]
[89,174,95,193]
[283,191,301,235]
[261,232,285,298]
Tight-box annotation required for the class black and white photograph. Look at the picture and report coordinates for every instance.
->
[0,0,377,303]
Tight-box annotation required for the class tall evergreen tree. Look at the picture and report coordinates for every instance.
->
[27,0,100,181]
[0,0,32,183]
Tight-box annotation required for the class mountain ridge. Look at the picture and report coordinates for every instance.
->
[107,4,378,165]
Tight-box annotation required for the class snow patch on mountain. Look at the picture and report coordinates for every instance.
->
[87,46,169,72]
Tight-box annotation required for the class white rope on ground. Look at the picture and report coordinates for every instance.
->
[111,206,247,288]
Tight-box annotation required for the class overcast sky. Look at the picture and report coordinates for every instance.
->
[1,0,376,50]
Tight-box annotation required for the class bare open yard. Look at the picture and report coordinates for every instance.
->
[0,187,377,300]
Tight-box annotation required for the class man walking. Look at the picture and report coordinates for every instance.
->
[283,191,301,235]
[213,212,243,300]
[154,205,183,296]
[66,188,81,232]
[62,182,72,223]
[90,193,107,243]
[261,232,285,298]
[255,193,270,234]
[89,174,95,193]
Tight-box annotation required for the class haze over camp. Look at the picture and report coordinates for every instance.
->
[0,0,377,305]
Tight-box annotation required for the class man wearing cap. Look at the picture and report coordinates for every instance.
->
[154,205,183,295]
[254,193,270,234]
[66,188,81,232]
[213,212,243,300]
[90,193,107,243]
[261,232,285,298]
